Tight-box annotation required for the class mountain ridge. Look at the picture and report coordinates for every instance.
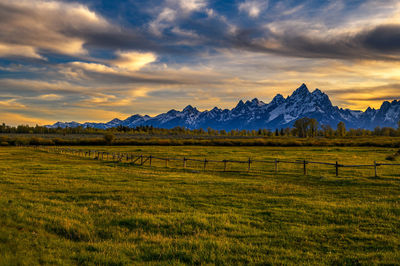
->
[47,84,400,130]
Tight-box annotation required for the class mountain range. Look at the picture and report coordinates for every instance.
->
[48,84,400,130]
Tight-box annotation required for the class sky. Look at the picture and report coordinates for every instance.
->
[1,0,400,125]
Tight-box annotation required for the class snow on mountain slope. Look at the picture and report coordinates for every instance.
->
[47,84,400,130]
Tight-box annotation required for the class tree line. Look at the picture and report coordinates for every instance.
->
[1,119,400,138]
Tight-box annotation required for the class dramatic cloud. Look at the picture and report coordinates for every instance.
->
[0,0,113,58]
[1,0,400,125]
[233,23,400,61]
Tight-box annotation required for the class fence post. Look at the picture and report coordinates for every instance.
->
[204,158,207,170]
[374,161,378,177]
[183,157,186,169]
[149,155,152,166]
[335,161,339,177]
[248,158,251,172]
[140,155,143,165]
[223,160,227,172]
[303,160,307,175]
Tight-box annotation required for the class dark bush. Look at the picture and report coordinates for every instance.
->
[104,133,115,145]
[386,155,396,161]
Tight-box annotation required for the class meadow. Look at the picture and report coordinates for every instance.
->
[3,133,400,148]
[0,146,399,265]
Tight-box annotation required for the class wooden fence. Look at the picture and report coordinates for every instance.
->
[34,146,400,177]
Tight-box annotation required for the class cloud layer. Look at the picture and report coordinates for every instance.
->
[1,0,400,125]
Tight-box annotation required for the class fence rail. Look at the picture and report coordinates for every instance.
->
[33,146,400,178]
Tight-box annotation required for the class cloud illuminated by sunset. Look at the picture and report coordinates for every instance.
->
[1,0,400,125]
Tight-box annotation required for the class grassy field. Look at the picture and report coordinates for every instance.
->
[0,146,400,265]
[3,133,400,148]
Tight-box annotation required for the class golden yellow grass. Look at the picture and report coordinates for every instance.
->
[0,146,399,265]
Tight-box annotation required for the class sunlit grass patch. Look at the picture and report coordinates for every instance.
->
[0,146,399,264]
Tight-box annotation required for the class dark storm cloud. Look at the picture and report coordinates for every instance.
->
[2,0,399,62]
[360,24,400,53]
[227,24,400,61]
[2,0,400,125]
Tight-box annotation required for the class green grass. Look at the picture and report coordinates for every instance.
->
[0,146,400,265]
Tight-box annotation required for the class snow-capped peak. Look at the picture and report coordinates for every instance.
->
[292,83,310,97]
[182,105,198,113]
[235,100,245,109]
[47,83,400,131]
[270,94,285,105]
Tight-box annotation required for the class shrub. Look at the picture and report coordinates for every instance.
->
[386,149,400,161]
[14,137,30,146]
[104,133,115,145]
[386,155,396,161]
[29,137,54,146]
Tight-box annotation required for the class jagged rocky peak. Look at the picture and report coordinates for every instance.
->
[270,94,285,105]
[242,98,265,108]
[235,100,245,108]
[109,118,122,123]
[245,98,255,105]
[312,88,331,104]
[365,106,375,112]
[46,83,400,130]
[380,101,392,111]
[312,88,323,95]
[250,98,265,106]
[182,105,198,113]
[292,83,310,97]
[381,100,400,109]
